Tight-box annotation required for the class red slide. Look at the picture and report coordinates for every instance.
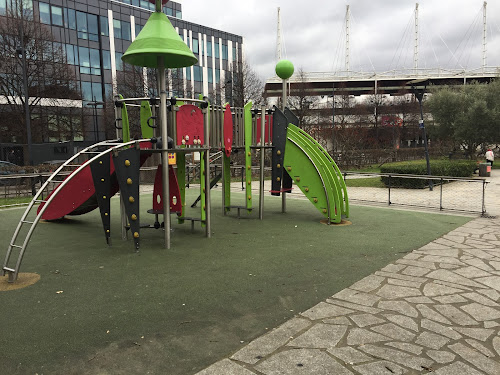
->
[38,142,152,221]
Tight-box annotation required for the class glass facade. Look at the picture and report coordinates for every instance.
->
[0,0,242,143]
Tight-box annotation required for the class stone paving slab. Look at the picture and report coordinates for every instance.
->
[196,217,500,375]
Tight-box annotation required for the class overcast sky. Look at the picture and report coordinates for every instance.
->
[177,0,500,81]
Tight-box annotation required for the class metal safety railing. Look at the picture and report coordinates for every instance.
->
[343,171,488,215]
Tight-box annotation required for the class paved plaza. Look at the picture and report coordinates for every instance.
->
[196,172,500,374]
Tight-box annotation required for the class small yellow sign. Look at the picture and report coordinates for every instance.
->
[168,153,176,165]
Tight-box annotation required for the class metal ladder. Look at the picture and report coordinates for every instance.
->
[1,139,147,283]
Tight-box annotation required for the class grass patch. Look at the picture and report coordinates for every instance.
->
[344,177,385,188]
[0,196,33,207]
[0,191,471,374]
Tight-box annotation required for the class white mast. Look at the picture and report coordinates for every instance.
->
[414,3,419,74]
[276,7,282,60]
[345,5,350,74]
[482,1,487,70]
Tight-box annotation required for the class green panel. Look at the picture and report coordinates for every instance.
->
[284,124,343,223]
[223,153,231,211]
[140,100,154,139]
[244,102,253,212]
[176,153,186,224]
[119,94,130,143]
[200,151,206,226]
[293,127,349,217]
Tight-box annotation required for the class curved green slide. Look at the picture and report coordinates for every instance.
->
[284,124,349,223]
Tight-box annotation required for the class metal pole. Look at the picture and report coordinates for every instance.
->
[203,104,211,238]
[282,78,287,213]
[413,85,433,191]
[388,175,391,205]
[158,57,171,249]
[440,177,443,210]
[259,105,266,220]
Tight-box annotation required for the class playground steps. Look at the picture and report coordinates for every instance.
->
[1,139,146,283]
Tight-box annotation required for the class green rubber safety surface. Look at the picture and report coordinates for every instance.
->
[0,192,471,374]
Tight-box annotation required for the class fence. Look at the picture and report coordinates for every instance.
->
[343,171,488,215]
[0,169,489,215]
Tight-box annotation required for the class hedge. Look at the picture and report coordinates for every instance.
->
[380,159,477,189]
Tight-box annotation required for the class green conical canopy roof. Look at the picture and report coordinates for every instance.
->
[122,12,198,69]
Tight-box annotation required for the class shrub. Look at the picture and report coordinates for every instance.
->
[380,159,477,189]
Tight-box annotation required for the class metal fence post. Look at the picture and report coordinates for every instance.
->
[388,174,391,205]
[241,166,244,190]
[440,178,443,210]
[482,179,486,216]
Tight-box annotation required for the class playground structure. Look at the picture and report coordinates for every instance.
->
[1,0,348,283]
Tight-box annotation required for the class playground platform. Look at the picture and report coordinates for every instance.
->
[197,172,500,374]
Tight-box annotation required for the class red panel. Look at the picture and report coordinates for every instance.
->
[256,115,273,144]
[223,104,233,157]
[152,165,182,214]
[38,142,153,220]
[176,105,204,146]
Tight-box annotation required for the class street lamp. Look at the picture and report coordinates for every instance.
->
[86,97,104,142]
[409,78,433,191]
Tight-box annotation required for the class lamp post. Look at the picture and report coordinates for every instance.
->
[86,98,104,142]
[409,79,433,191]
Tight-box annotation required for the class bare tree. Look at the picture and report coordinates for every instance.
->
[226,59,266,107]
[288,68,320,128]
[0,0,80,143]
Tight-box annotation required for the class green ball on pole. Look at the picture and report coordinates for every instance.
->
[275,59,294,80]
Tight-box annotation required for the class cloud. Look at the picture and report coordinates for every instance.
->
[177,0,500,80]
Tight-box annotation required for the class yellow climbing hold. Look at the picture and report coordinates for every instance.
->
[127,178,132,185]
[133,232,139,238]
[277,150,281,155]
[129,196,135,203]
[277,177,281,182]
[305,188,309,192]
[125,160,131,167]
[314,198,318,203]
[296,177,300,182]
[277,163,281,168]
[131,214,137,221]
[287,167,292,172]
[248,195,252,200]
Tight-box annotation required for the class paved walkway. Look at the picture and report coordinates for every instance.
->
[196,172,500,375]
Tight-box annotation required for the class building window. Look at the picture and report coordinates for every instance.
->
[0,0,6,16]
[192,39,198,54]
[65,44,76,65]
[185,66,191,81]
[193,65,202,82]
[233,46,237,61]
[135,23,143,37]
[65,8,76,29]
[207,67,213,83]
[166,7,173,16]
[214,42,219,58]
[114,19,131,41]
[51,5,63,26]
[76,11,88,39]
[100,16,109,36]
[206,41,212,57]
[39,2,50,24]
[102,50,111,69]
[87,14,99,41]
[90,48,101,75]
[176,10,182,19]
[115,52,123,71]
[215,69,220,84]
[222,44,228,60]
[79,47,90,74]
[81,81,92,101]
[92,82,103,102]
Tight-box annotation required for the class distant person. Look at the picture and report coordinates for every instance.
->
[8,150,16,164]
[486,149,494,167]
